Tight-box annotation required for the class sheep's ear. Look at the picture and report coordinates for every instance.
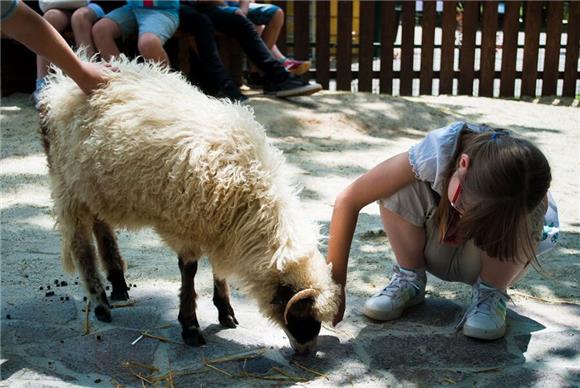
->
[271,284,294,305]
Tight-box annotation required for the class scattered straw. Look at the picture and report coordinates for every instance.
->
[83,300,91,335]
[271,367,307,382]
[205,348,267,365]
[510,291,578,306]
[141,332,182,345]
[131,334,144,346]
[112,300,137,308]
[205,363,233,377]
[292,361,328,379]
[121,360,159,373]
[444,377,457,384]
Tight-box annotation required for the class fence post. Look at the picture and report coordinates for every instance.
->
[521,2,542,97]
[563,1,580,97]
[337,0,353,91]
[420,1,436,95]
[499,1,520,98]
[315,0,330,89]
[400,1,415,96]
[440,1,457,95]
[542,1,564,96]
[359,0,376,92]
[480,1,498,97]
[293,0,310,61]
[458,1,479,95]
[379,1,396,94]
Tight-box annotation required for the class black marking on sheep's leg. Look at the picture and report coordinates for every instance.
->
[93,220,129,301]
[213,276,238,328]
[178,256,206,346]
[73,228,111,323]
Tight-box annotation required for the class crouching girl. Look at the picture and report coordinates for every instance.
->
[328,121,559,340]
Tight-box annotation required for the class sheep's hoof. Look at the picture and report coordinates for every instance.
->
[94,304,112,323]
[182,327,206,346]
[219,313,238,328]
[110,289,129,301]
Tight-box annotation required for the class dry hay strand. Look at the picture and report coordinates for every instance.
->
[205,348,267,365]
[141,331,182,345]
[83,300,91,335]
[291,361,328,379]
[112,300,137,309]
[510,290,579,306]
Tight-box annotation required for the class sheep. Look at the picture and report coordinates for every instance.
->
[38,56,340,353]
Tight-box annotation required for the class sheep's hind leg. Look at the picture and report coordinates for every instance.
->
[213,276,238,328]
[178,255,206,346]
[93,219,129,301]
[73,227,112,322]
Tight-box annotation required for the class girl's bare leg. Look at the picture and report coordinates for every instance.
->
[380,206,427,269]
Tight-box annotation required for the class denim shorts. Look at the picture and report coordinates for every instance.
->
[105,5,179,44]
[0,0,18,21]
[87,2,105,19]
[379,180,544,285]
[223,2,280,25]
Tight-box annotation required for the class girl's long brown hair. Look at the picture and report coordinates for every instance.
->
[436,125,551,266]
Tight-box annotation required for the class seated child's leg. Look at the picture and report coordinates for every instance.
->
[247,3,283,49]
[134,8,179,66]
[93,6,134,61]
[71,4,105,56]
[137,33,168,64]
[37,9,72,80]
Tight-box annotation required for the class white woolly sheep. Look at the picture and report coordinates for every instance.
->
[38,56,340,352]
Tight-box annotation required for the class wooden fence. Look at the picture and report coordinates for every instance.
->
[273,0,579,98]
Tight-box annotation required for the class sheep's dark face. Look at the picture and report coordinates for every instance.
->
[271,285,321,354]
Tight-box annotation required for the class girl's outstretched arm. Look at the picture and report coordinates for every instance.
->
[328,152,416,326]
[1,1,108,94]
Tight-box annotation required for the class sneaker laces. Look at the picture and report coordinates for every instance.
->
[455,283,513,330]
[379,266,422,298]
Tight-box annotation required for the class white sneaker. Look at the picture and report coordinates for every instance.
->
[458,280,510,340]
[363,266,426,321]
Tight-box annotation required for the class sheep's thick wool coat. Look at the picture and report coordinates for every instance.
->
[39,57,339,323]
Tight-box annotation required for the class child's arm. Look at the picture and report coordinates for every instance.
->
[1,1,108,95]
[328,152,416,325]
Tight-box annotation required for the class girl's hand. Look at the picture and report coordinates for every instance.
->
[75,62,112,95]
[332,287,346,326]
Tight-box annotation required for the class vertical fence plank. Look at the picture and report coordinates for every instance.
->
[499,1,520,97]
[542,1,563,96]
[440,1,457,94]
[272,1,287,53]
[293,0,310,60]
[563,0,580,97]
[521,2,542,97]
[420,1,436,95]
[400,1,415,96]
[458,1,478,95]
[316,0,330,89]
[480,1,498,97]
[337,0,353,91]
[359,0,375,92]
[379,1,396,94]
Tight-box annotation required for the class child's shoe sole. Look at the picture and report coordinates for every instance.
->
[463,323,506,340]
[362,294,425,321]
[267,83,322,98]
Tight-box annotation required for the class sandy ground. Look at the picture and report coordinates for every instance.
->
[0,91,579,385]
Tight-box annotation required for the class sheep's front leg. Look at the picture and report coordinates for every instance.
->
[72,228,111,322]
[177,255,206,346]
[213,276,238,328]
[93,220,129,301]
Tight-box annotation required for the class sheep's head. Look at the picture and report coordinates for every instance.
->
[269,253,341,353]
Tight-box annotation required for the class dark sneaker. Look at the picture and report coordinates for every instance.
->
[264,76,322,98]
[245,72,264,89]
[215,81,249,103]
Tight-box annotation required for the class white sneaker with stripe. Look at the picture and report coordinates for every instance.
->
[459,280,510,340]
[363,265,426,321]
